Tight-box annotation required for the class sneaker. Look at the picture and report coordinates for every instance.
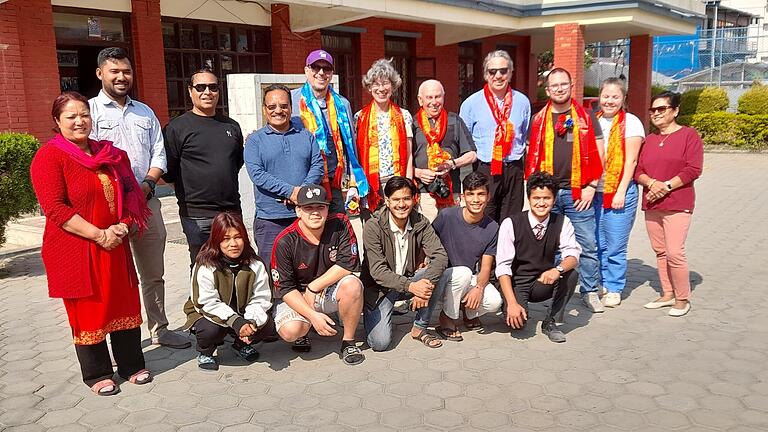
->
[234,343,260,362]
[153,330,192,349]
[541,319,566,343]
[197,353,219,370]
[582,292,605,313]
[603,292,622,308]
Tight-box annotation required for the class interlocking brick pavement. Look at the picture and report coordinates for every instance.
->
[1,153,767,431]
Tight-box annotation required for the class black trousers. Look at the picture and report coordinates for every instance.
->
[192,316,276,356]
[513,270,578,321]
[74,327,145,387]
[476,160,525,223]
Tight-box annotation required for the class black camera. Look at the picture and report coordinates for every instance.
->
[425,176,450,199]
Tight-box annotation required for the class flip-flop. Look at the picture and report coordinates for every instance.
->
[435,326,463,342]
[412,329,443,348]
[90,378,120,396]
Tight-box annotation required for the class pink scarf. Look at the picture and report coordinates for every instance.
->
[51,133,150,232]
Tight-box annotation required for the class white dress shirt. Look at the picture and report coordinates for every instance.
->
[89,90,166,183]
[495,212,582,278]
[389,215,413,276]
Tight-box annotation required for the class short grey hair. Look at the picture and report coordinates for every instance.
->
[362,58,402,90]
[482,50,514,76]
[418,79,445,97]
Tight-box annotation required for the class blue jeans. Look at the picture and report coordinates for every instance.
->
[594,183,639,294]
[363,269,443,351]
[180,216,213,269]
[552,188,599,294]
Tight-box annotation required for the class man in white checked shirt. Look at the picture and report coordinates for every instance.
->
[495,171,581,343]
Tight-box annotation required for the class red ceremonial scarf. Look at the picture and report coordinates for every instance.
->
[483,84,515,175]
[416,108,454,207]
[51,133,150,232]
[299,95,345,194]
[527,101,603,200]
[356,100,409,210]
[596,109,626,208]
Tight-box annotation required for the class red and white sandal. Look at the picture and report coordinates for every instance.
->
[91,378,120,396]
[128,369,152,385]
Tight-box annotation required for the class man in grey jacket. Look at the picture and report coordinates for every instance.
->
[361,176,449,351]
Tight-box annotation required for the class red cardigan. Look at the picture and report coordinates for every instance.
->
[30,141,135,299]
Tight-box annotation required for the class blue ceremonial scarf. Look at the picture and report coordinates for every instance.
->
[299,82,369,196]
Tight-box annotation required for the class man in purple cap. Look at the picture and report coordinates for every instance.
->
[291,50,369,216]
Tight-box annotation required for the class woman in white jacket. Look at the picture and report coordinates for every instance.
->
[183,212,273,370]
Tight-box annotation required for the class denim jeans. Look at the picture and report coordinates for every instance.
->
[594,183,639,294]
[552,188,599,294]
[180,216,213,269]
[363,269,442,351]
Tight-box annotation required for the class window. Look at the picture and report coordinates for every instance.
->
[162,18,271,118]
[458,42,482,103]
[321,31,361,109]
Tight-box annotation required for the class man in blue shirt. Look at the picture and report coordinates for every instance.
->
[459,50,531,223]
[245,84,324,266]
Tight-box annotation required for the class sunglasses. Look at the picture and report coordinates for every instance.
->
[191,83,219,93]
[309,64,334,74]
[648,105,672,114]
[487,67,509,76]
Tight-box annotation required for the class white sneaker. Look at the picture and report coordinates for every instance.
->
[603,292,621,308]
[582,292,605,313]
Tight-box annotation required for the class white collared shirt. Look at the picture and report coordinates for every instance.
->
[89,90,166,182]
[389,215,413,276]
[494,212,582,278]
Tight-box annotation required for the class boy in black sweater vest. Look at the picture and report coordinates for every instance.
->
[495,172,581,342]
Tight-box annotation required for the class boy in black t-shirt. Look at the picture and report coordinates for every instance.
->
[432,172,502,341]
[270,185,365,365]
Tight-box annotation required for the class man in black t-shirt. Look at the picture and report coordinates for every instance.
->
[163,68,244,267]
[432,172,502,341]
[271,184,365,365]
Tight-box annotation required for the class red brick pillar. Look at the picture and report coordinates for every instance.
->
[131,0,168,125]
[436,43,459,112]
[0,0,59,142]
[357,19,384,107]
[628,34,653,129]
[554,23,585,104]
[270,4,321,74]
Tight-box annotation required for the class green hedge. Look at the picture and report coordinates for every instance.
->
[738,84,768,115]
[677,113,768,149]
[679,87,729,115]
[0,133,40,246]
[584,86,599,97]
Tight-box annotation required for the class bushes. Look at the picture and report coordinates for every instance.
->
[0,133,40,246]
[677,113,768,149]
[583,86,599,97]
[738,83,768,115]
[679,87,729,115]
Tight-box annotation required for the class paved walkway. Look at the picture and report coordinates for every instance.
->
[1,153,767,431]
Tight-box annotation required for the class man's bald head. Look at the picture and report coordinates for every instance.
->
[417,79,446,118]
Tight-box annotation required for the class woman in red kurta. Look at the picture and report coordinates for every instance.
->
[30,92,152,395]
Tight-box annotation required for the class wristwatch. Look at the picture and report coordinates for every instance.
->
[555,265,565,278]
[142,178,157,200]
[665,181,673,191]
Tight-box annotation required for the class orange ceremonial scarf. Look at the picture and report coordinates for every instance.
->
[527,101,603,200]
[356,101,409,210]
[416,108,454,208]
[483,84,515,175]
[299,95,345,193]
[597,109,626,208]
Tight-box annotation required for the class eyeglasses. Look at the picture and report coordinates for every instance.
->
[266,103,290,112]
[309,64,334,74]
[648,105,673,114]
[191,83,219,93]
[487,67,509,76]
[370,80,392,89]
[547,83,571,90]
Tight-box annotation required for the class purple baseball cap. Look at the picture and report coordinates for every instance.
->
[306,49,334,67]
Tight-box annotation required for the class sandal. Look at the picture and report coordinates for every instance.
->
[91,379,120,396]
[234,343,260,362]
[412,329,443,348]
[340,345,365,366]
[435,326,463,342]
[291,335,312,353]
[128,369,152,385]
[463,316,483,331]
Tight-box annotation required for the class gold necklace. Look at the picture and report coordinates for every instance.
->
[658,127,679,147]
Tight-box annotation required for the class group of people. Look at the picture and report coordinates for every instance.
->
[30,46,703,396]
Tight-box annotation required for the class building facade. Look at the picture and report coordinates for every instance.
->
[1,0,703,142]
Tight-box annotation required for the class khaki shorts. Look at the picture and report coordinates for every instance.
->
[273,274,360,332]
